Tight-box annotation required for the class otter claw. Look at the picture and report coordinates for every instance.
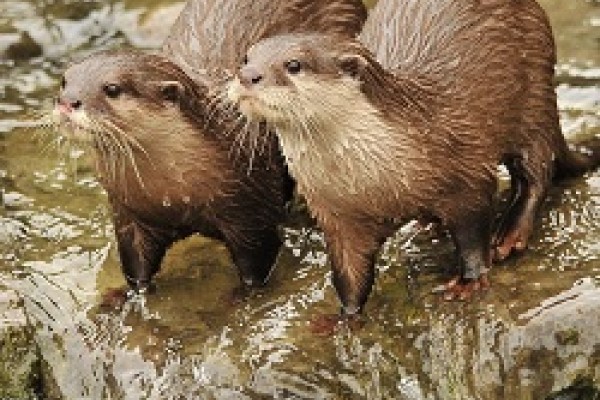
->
[100,288,130,310]
[434,275,489,301]
[492,229,530,262]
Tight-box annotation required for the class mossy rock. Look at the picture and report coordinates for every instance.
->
[0,325,40,399]
[0,290,41,399]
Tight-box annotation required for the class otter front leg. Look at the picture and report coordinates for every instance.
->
[492,156,549,261]
[321,217,390,315]
[114,216,172,293]
[308,216,390,335]
[225,227,282,288]
[444,208,492,301]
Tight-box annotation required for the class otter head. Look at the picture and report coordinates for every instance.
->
[55,50,204,145]
[227,33,375,132]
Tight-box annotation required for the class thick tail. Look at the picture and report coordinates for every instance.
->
[554,135,600,180]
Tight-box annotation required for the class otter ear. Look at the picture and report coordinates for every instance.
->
[158,81,184,102]
[336,54,368,79]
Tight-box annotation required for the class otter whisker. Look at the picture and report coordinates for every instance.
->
[100,118,154,169]
[112,129,147,192]
[205,90,230,125]
[247,120,263,173]
[89,118,126,187]
[233,114,251,159]
[38,133,65,156]
[88,121,117,183]
[89,118,136,191]
[31,110,63,148]
[100,133,121,185]
[228,114,251,163]
[91,132,112,181]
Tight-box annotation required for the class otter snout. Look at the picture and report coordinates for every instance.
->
[53,91,93,134]
[56,95,83,113]
[239,66,264,87]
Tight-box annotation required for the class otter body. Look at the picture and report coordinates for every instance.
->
[55,0,367,291]
[228,0,600,313]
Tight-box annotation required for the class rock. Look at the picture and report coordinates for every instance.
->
[3,31,43,61]
[0,289,40,399]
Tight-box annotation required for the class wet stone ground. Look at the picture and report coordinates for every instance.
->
[0,0,599,399]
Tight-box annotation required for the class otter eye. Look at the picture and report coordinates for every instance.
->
[285,60,302,74]
[60,76,66,89]
[103,84,122,99]
[242,55,248,65]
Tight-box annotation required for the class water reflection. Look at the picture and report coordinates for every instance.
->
[0,0,599,398]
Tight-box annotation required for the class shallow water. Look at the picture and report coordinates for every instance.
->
[0,0,599,399]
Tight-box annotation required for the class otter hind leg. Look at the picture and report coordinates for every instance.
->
[492,156,529,261]
[493,37,559,261]
[492,155,550,262]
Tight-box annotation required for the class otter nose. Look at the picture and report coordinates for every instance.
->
[239,66,263,87]
[57,96,83,111]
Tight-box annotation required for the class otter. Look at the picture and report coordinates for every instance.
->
[51,0,367,293]
[56,51,291,292]
[227,0,600,316]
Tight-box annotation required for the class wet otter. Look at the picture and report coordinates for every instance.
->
[56,51,290,291]
[227,0,600,315]
[52,0,367,293]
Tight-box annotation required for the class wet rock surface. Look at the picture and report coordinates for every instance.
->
[0,0,599,398]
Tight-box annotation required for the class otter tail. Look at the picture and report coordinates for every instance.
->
[554,135,600,180]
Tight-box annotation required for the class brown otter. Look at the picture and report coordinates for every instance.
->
[227,0,600,315]
[51,0,367,293]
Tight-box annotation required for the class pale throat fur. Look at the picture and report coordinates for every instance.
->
[230,72,416,217]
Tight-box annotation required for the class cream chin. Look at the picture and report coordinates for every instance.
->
[226,77,244,105]
[69,109,93,130]
[227,78,267,122]
[56,107,95,143]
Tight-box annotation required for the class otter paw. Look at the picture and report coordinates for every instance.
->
[309,314,365,337]
[100,288,130,310]
[434,275,490,301]
[493,230,528,262]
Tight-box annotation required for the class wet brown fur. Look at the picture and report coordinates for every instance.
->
[57,0,367,291]
[231,0,600,313]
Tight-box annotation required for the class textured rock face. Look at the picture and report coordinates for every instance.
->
[0,289,39,399]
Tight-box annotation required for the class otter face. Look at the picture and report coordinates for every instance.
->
[227,34,368,129]
[55,50,190,144]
